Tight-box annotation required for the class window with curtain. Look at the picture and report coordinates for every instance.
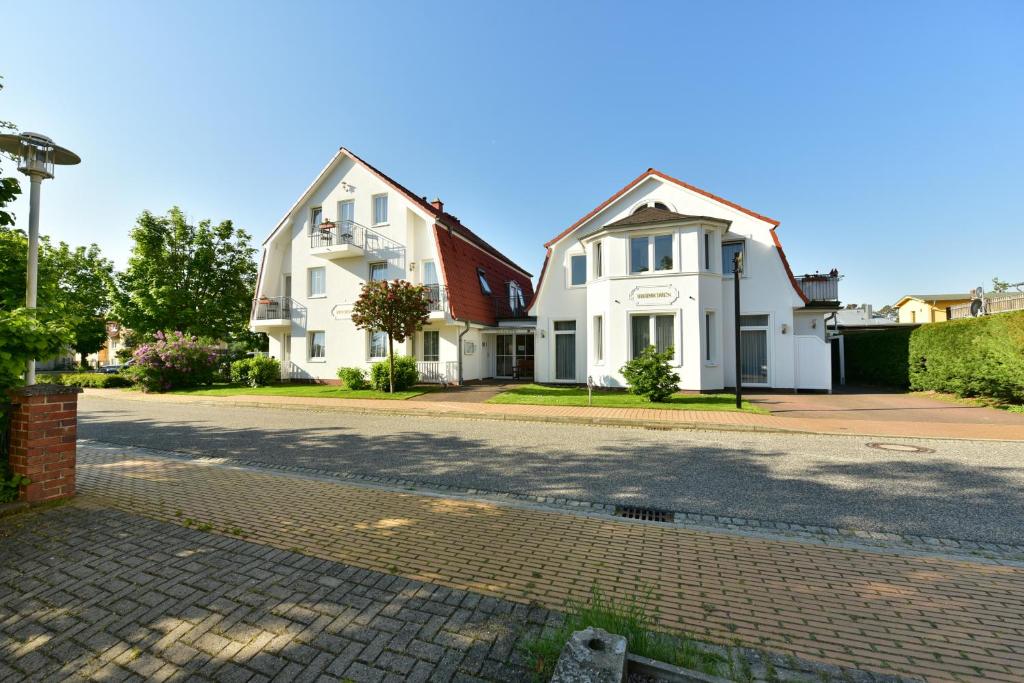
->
[308,267,326,297]
[631,315,650,358]
[630,236,649,273]
[372,194,388,224]
[369,331,388,358]
[593,315,603,362]
[655,315,674,354]
[422,331,440,362]
[722,241,745,275]
[338,200,354,229]
[308,331,326,360]
[570,254,586,286]
[369,262,387,281]
[422,260,438,285]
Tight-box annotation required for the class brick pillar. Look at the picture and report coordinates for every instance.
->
[6,384,82,503]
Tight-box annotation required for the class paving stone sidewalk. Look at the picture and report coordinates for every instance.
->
[0,506,556,682]
[71,444,1024,682]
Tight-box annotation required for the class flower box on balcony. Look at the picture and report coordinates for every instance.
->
[319,220,336,231]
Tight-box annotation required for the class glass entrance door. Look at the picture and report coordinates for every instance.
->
[496,335,514,377]
[738,315,770,386]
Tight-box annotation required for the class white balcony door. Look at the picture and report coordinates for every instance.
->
[422,260,438,286]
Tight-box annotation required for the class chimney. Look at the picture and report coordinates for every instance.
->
[431,197,444,213]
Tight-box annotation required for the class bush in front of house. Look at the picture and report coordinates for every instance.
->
[124,331,219,392]
[337,366,370,390]
[620,346,680,402]
[230,356,281,387]
[369,355,419,392]
[43,372,133,388]
[909,310,1024,403]
[843,327,913,388]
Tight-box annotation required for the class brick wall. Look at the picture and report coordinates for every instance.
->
[6,384,82,503]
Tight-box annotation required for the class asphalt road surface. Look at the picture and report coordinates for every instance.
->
[79,395,1024,545]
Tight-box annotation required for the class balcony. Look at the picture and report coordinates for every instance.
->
[492,295,532,321]
[251,296,301,329]
[309,220,405,261]
[423,284,448,318]
[797,272,841,306]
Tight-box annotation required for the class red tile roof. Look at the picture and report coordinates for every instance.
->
[434,224,535,326]
[532,169,808,309]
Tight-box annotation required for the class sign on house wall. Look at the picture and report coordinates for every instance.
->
[629,285,679,306]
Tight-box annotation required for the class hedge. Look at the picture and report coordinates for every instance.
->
[37,372,133,389]
[843,327,913,388]
[843,312,1024,402]
[909,311,1024,403]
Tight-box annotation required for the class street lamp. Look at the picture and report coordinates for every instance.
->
[0,132,81,385]
[733,251,743,409]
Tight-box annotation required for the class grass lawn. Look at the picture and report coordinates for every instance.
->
[487,383,766,413]
[167,383,426,400]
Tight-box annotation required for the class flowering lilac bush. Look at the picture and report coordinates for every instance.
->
[125,331,219,392]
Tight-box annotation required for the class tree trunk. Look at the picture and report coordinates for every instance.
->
[387,334,395,393]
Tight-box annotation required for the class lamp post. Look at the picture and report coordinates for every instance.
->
[0,132,81,385]
[733,251,743,409]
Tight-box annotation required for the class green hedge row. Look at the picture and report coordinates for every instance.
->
[909,311,1024,403]
[843,327,913,388]
[36,372,133,389]
[844,311,1024,403]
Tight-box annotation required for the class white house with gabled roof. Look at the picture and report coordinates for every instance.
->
[529,169,839,391]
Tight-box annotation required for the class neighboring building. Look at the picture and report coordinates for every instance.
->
[833,304,895,328]
[529,169,839,391]
[251,148,534,384]
[894,294,971,324]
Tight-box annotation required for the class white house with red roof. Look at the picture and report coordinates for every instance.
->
[529,169,839,391]
[252,149,534,384]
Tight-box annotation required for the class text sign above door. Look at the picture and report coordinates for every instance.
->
[629,285,679,306]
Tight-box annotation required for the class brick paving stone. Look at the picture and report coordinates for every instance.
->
[0,507,545,682]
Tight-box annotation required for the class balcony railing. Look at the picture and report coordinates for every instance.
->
[492,295,532,320]
[797,273,840,304]
[423,284,447,313]
[417,360,458,385]
[310,220,404,256]
[252,296,296,321]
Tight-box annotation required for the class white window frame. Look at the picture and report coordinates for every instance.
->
[337,199,355,228]
[628,312,679,365]
[421,259,439,286]
[372,193,389,226]
[569,253,587,287]
[704,310,718,365]
[309,207,322,235]
[703,231,711,271]
[308,331,326,362]
[477,268,492,295]
[722,240,746,278]
[593,315,604,364]
[593,241,603,278]
[508,280,525,313]
[368,330,388,360]
[369,261,387,282]
[422,330,440,362]
[629,233,675,275]
[307,266,326,298]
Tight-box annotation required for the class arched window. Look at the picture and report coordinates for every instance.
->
[631,200,672,214]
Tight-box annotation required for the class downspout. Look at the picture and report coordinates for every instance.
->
[457,320,470,386]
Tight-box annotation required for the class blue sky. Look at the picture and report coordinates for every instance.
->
[4,0,1022,306]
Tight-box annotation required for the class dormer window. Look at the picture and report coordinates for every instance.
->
[632,201,670,215]
[477,268,492,295]
[508,281,525,312]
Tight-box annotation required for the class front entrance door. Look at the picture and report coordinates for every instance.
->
[738,315,769,386]
[496,335,514,377]
[554,321,576,381]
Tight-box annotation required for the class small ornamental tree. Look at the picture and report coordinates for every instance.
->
[620,346,680,402]
[350,280,431,392]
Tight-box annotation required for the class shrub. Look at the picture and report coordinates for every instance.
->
[337,366,370,390]
[370,355,419,392]
[35,372,132,388]
[126,331,219,392]
[230,356,280,387]
[843,328,913,388]
[621,346,680,402]
[909,311,1024,403]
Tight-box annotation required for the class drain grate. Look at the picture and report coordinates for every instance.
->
[866,442,935,454]
[613,505,675,523]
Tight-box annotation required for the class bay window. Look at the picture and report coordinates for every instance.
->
[630,234,674,274]
[631,314,676,359]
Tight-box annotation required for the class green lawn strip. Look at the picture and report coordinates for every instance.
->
[487,384,766,413]
[520,586,731,682]
[167,383,425,400]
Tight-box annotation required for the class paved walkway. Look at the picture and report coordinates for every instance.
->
[0,506,553,682]
[73,443,1024,682]
[81,389,1024,441]
[750,390,1024,425]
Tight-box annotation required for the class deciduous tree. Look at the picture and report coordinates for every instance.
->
[351,280,431,392]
